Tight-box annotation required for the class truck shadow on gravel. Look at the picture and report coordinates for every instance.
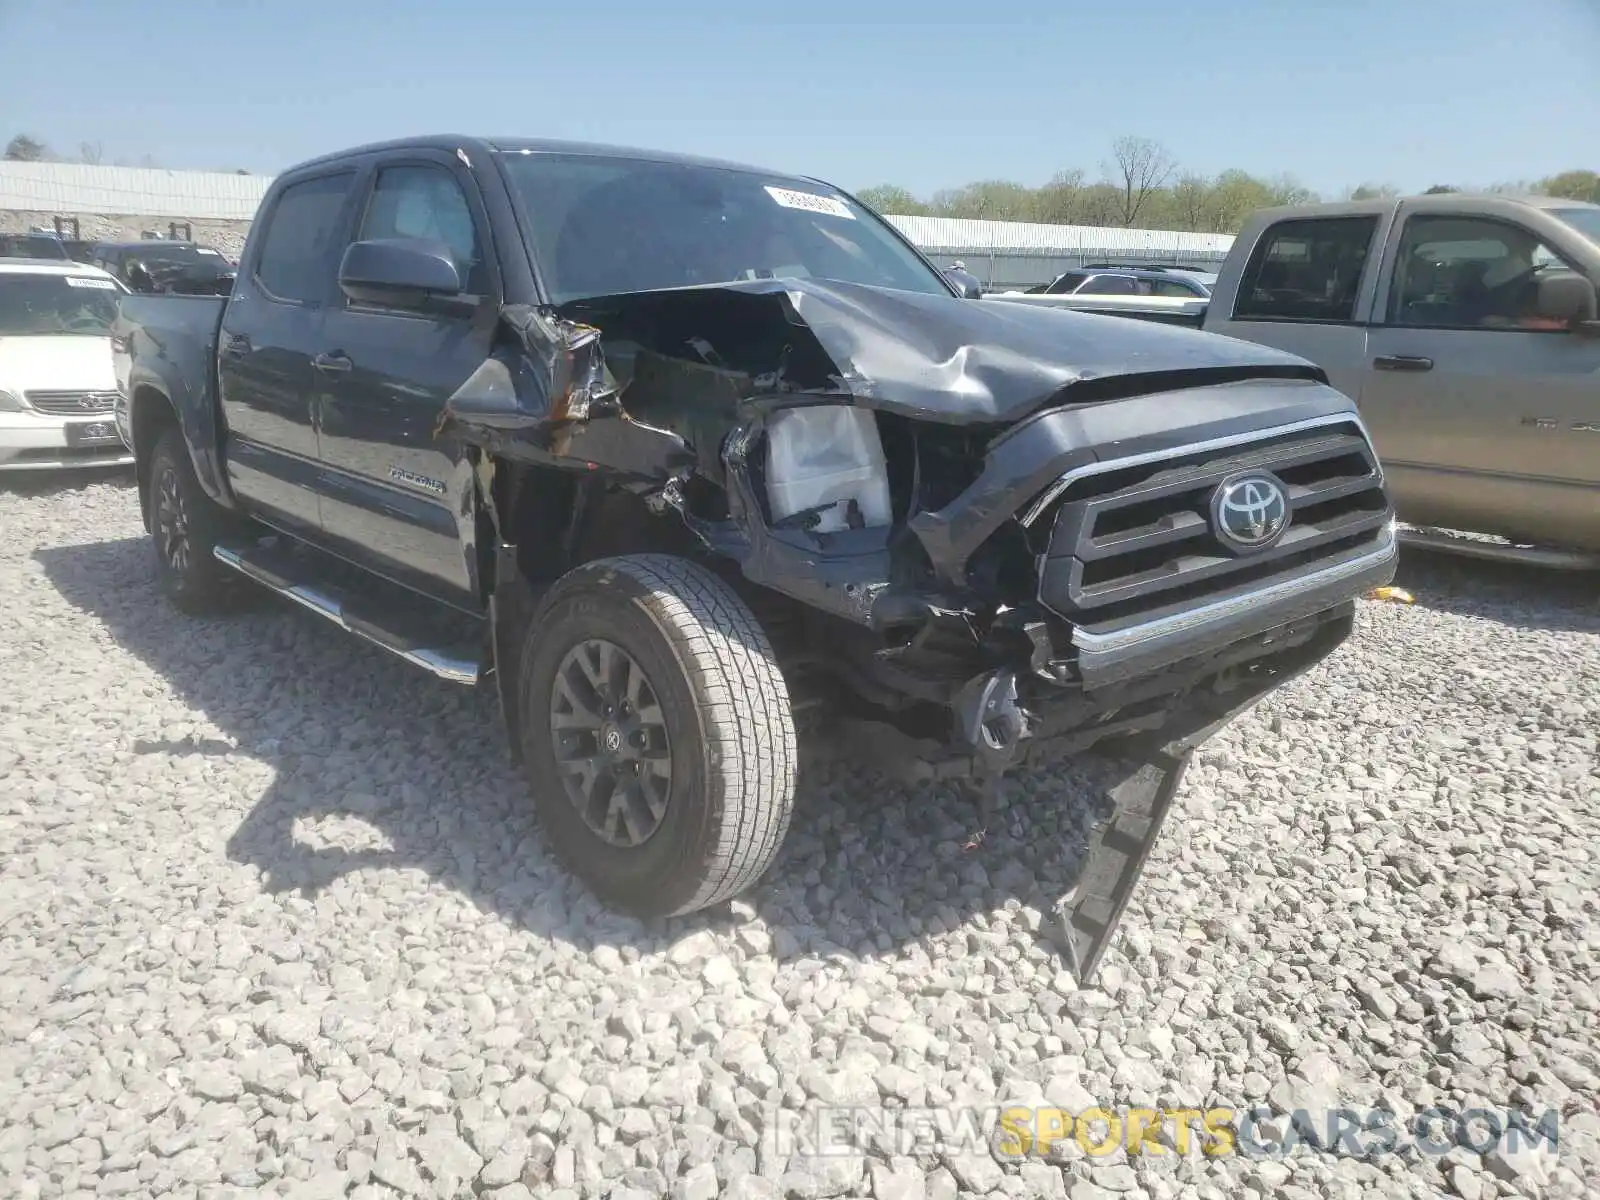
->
[36,535,1119,967]
[1393,550,1600,635]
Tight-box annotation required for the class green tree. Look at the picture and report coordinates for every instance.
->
[4,134,49,161]
[854,184,926,215]
[928,180,1037,222]
[1537,170,1600,203]
[845,143,1591,236]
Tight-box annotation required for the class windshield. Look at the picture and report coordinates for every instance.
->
[498,152,949,304]
[0,234,70,261]
[0,273,122,336]
[1552,207,1600,248]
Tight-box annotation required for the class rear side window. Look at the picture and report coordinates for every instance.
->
[254,172,357,303]
[1078,274,1140,296]
[1234,216,1378,322]
[1148,277,1202,298]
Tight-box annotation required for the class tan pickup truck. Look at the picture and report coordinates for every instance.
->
[1008,195,1600,566]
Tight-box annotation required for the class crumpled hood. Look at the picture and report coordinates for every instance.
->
[561,275,1322,425]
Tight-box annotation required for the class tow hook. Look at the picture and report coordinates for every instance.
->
[953,668,1031,850]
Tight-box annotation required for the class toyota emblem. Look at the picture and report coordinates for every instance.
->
[1211,473,1291,551]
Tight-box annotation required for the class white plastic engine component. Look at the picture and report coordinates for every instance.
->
[764,405,892,534]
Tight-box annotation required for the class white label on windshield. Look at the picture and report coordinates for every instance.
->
[765,186,855,220]
[65,276,117,289]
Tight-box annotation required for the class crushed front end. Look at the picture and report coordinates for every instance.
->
[440,276,1399,980]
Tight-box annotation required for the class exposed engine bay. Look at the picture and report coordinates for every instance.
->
[439,276,1395,799]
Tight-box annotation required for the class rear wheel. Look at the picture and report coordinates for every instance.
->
[147,427,247,614]
[518,554,797,917]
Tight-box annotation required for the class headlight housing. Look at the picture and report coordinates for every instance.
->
[0,389,25,413]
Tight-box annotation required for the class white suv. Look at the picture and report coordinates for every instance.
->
[0,259,134,471]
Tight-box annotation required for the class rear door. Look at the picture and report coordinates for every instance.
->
[1205,214,1384,403]
[217,169,360,536]
[313,152,499,607]
[1360,212,1600,545]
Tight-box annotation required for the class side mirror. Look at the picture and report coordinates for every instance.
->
[942,267,984,300]
[1533,270,1598,329]
[338,238,464,308]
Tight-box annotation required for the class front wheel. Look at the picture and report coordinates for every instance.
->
[518,554,798,918]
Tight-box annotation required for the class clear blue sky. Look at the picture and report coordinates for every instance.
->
[2,0,1595,198]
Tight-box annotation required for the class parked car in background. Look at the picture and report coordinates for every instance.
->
[979,265,1216,310]
[0,260,133,471]
[0,233,71,261]
[990,195,1600,566]
[1003,264,1217,301]
[91,240,237,296]
[114,134,1396,977]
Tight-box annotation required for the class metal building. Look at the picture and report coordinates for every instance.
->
[0,162,269,256]
[883,214,1236,291]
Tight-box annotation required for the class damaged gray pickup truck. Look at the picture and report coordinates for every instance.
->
[113,137,1398,980]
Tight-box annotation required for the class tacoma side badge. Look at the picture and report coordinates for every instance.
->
[389,465,446,496]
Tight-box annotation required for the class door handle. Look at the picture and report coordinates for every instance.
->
[313,352,353,375]
[1372,354,1434,372]
[220,333,251,361]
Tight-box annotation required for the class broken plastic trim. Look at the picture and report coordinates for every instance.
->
[435,280,1333,636]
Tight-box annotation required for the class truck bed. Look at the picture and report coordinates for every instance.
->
[112,293,229,499]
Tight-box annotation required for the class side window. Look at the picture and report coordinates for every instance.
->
[1148,278,1200,298]
[356,165,488,295]
[1388,215,1574,330]
[1078,274,1140,296]
[1047,271,1088,294]
[253,172,357,304]
[1234,217,1378,322]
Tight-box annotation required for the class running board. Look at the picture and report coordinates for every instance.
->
[1398,526,1600,571]
[212,542,483,685]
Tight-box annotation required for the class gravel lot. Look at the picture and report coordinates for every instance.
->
[1,471,1596,1200]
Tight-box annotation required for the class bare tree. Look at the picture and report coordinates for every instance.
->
[78,141,105,165]
[4,134,49,161]
[1107,136,1176,226]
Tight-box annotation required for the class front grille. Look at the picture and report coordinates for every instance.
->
[1036,418,1390,626]
[25,389,119,416]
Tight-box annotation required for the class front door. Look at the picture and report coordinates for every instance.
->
[314,155,499,608]
[1359,213,1600,548]
[217,168,360,536]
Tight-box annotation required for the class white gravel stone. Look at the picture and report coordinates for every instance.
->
[1,476,1597,1200]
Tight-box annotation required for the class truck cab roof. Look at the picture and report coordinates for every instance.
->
[290,134,798,183]
[1247,193,1600,223]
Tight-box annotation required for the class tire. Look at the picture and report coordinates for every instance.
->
[518,554,797,918]
[146,426,246,614]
